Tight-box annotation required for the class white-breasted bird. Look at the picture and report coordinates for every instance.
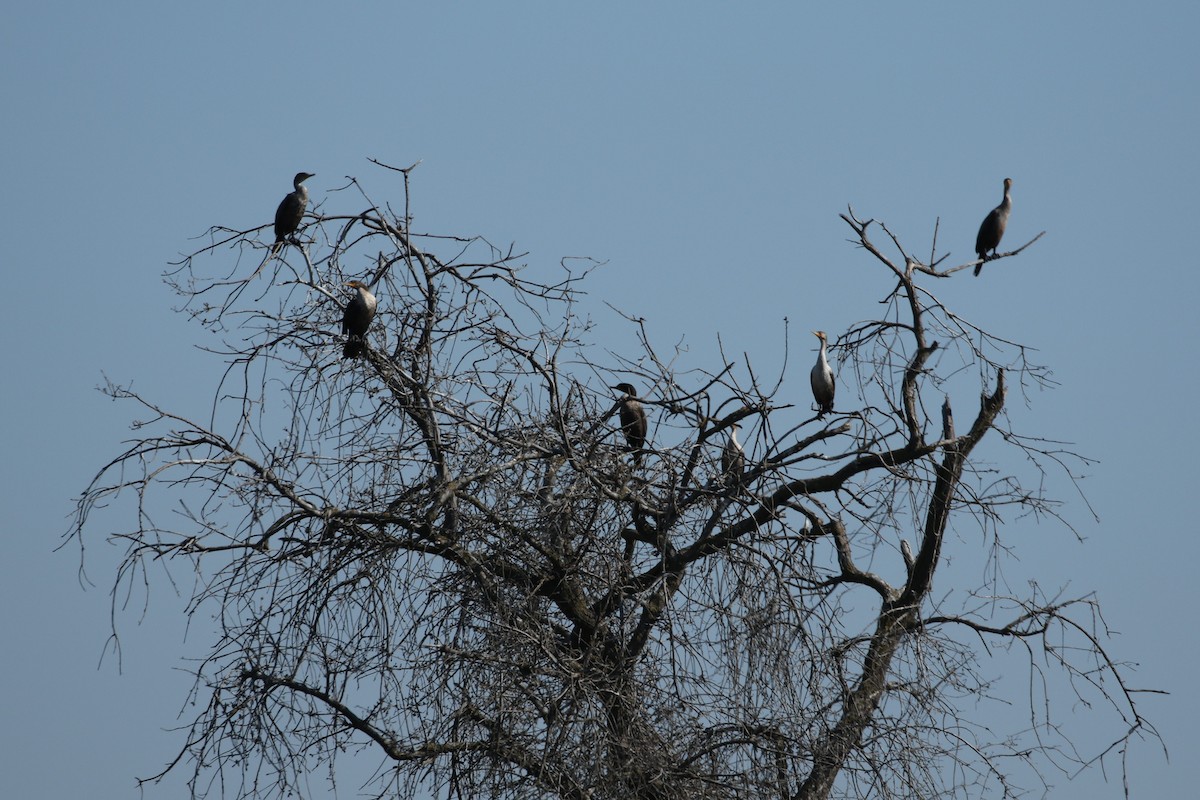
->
[721,421,745,490]
[341,280,377,359]
[810,330,835,418]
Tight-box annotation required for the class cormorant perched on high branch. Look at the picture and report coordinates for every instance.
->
[810,330,835,418]
[341,280,377,359]
[611,383,648,466]
[974,177,1012,276]
[273,172,315,251]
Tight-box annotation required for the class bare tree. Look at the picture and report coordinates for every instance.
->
[70,162,1159,799]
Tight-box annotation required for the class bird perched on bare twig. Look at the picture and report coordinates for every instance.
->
[273,172,315,252]
[810,330,835,418]
[721,421,745,491]
[611,383,648,466]
[341,280,377,358]
[974,177,1012,276]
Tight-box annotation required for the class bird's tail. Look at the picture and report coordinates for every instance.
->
[343,338,364,359]
[973,260,984,277]
[251,241,283,279]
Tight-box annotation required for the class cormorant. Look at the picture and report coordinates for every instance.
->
[274,172,315,249]
[721,421,745,490]
[341,280,377,358]
[611,383,648,465]
[810,330,835,418]
[974,177,1012,276]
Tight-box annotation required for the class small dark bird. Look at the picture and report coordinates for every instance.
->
[341,280,377,358]
[274,172,315,250]
[974,177,1012,276]
[721,421,745,490]
[810,331,835,418]
[611,382,648,465]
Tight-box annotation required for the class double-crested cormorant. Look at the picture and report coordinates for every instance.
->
[341,280,377,358]
[721,421,745,490]
[274,172,315,249]
[611,383,648,465]
[810,330,835,418]
[974,177,1012,276]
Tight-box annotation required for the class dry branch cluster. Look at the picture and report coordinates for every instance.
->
[71,165,1155,800]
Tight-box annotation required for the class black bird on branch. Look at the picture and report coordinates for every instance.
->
[974,177,1012,276]
[273,171,315,253]
[611,383,648,466]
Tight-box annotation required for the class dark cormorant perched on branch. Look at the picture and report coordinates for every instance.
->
[273,172,315,249]
[810,330,835,418]
[341,280,377,359]
[611,383,648,466]
[974,177,1012,276]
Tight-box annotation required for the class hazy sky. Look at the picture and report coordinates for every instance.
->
[2,3,1196,798]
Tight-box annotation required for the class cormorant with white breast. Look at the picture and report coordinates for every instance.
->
[611,383,648,466]
[810,330,835,418]
[341,280,377,358]
[974,177,1012,276]
[273,172,315,252]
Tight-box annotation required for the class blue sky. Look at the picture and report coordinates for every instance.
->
[2,3,1196,797]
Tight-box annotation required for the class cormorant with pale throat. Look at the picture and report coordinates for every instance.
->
[341,280,377,358]
[611,383,648,466]
[974,177,1012,276]
[810,330,835,418]
[274,172,315,250]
